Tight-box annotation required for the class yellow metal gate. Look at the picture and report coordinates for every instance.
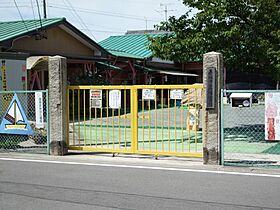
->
[67,84,203,157]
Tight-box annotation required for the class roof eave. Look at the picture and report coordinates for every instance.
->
[62,20,111,57]
[0,18,112,58]
[0,18,66,46]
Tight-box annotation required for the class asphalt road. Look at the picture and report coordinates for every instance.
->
[1,159,280,210]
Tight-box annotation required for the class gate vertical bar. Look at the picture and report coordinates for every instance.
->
[131,87,138,153]
[155,90,158,151]
[72,90,75,146]
[78,89,80,145]
[168,90,170,151]
[83,89,86,146]
[124,89,127,149]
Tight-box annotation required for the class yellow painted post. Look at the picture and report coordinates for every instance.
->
[89,91,92,147]
[161,89,164,151]
[181,96,184,152]
[100,96,103,148]
[95,107,97,147]
[124,89,127,149]
[187,89,191,151]
[155,89,157,151]
[174,98,177,152]
[130,87,138,153]
[72,90,75,145]
[83,89,86,146]
[78,89,80,146]
[195,88,198,152]
[142,94,144,150]
[106,90,109,148]
[168,90,170,152]
[148,99,151,149]
[118,105,121,149]
[112,101,115,149]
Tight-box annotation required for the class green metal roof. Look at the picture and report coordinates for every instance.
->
[107,50,144,59]
[99,33,163,59]
[0,17,109,56]
[0,17,65,42]
[134,64,198,76]
[96,61,123,71]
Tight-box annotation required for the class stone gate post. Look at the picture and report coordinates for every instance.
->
[202,52,223,164]
[48,56,68,155]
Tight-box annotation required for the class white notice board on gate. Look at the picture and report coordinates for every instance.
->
[170,89,184,100]
[142,89,156,100]
[265,92,280,141]
[109,90,121,109]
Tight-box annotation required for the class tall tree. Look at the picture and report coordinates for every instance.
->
[149,0,280,79]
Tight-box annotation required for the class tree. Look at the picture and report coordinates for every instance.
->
[149,0,280,80]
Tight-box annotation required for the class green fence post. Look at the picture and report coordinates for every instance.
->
[220,89,224,165]
[46,90,50,155]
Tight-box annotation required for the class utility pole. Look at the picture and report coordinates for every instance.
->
[43,0,47,18]
[159,3,175,22]
[163,5,168,22]
[144,17,148,30]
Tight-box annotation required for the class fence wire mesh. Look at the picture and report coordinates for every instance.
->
[222,90,280,168]
[0,91,48,154]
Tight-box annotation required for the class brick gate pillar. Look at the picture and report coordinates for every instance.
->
[48,56,68,155]
[202,52,223,164]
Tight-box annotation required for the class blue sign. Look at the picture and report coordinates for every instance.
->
[0,94,33,135]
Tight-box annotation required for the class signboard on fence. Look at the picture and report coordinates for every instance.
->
[35,92,44,128]
[0,93,33,135]
[265,92,280,141]
[90,89,102,108]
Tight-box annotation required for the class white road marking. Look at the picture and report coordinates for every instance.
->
[1,157,280,178]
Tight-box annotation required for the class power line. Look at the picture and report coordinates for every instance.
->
[49,2,159,21]
[30,0,36,20]
[13,0,29,31]
[1,0,31,3]
[30,0,40,28]
[0,5,32,8]
[62,0,78,21]
[71,21,124,31]
[35,0,43,28]
[63,0,97,41]
[0,2,43,8]
[80,28,125,34]
[48,4,161,22]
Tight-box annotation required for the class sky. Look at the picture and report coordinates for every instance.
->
[0,0,188,42]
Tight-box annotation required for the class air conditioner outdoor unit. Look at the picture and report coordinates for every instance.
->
[230,93,252,107]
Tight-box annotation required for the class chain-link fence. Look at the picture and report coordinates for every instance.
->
[0,90,49,154]
[221,90,280,168]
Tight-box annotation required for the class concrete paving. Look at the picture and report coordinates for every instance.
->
[1,152,280,210]
[1,151,280,175]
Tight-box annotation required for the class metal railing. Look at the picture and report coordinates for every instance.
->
[67,85,203,157]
